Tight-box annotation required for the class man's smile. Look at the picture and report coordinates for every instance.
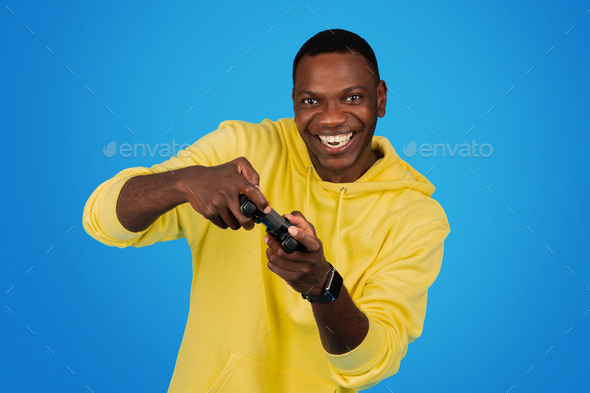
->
[307,129,360,154]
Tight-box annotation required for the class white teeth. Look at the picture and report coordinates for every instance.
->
[318,132,353,147]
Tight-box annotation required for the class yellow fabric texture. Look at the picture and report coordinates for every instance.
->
[82,117,450,392]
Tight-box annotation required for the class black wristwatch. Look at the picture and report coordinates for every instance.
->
[301,263,343,303]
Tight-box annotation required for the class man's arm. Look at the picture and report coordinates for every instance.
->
[263,212,369,354]
[310,284,369,355]
[116,169,187,233]
[264,210,450,390]
[83,157,271,249]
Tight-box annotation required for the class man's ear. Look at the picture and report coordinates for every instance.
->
[377,80,387,118]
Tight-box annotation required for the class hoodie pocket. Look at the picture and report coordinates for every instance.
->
[207,351,337,393]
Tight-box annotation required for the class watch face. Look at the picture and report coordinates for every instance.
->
[301,266,342,303]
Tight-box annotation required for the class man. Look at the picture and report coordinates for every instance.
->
[83,29,450,392]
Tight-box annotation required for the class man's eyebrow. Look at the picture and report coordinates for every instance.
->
[297,85,367,97]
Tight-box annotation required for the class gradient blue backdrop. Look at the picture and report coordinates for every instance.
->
[2,1,589,392]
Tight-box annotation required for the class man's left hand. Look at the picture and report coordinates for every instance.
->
[264,211,332,296]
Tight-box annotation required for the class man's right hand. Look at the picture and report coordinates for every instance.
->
[116,157,270,233]
[175,157,271,231]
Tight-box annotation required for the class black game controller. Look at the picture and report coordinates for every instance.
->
[239,194,307,254]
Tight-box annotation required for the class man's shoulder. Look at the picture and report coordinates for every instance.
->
[393,191,450,234]
[217,117,296,136]
[214,117,299,157]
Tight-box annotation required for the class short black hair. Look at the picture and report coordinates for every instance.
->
[292,29,380,88]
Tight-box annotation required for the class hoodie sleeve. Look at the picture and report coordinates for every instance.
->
[82,123,240,248]
[322,222,450,390]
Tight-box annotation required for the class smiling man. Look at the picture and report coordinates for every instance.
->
[83,29,450,392]
[293,51,384,184]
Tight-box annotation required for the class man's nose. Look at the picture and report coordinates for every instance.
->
[316,101,347,128]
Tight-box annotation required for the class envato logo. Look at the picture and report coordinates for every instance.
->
[103,141,192,158]
[402,140,493,158]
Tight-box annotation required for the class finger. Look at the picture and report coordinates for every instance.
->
[201,205,234,229]
[265,233,289,261]
[254,185,271,214]
[215,206,241,230]
[209,215,229,230]
[287,225,321,252]
[265,236,298,273]
[264,233,283,257]
[284,211,315,236]
[196,202,226,229]
[234,158,270,214]
[266,251,292,278]
[227,198,255,231]
[241,183,271,215]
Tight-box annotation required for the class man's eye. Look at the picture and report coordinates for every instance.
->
[302,98,317,105]
[346,94,361,101]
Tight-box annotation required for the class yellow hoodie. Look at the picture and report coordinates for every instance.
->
[83,117,450,392]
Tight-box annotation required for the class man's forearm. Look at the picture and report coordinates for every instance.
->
[116,170,187,232]
[310,285,369,355]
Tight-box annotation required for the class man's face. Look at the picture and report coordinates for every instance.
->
[292,52,387,183]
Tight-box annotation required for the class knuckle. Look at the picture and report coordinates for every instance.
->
[211,194,223,205]
[236,156,250,166]
[301,266,312,276]
[243,183,256,195]
[217,187,230,198]
[241,156,252,166]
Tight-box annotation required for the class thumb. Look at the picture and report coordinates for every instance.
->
[284,211,315,235]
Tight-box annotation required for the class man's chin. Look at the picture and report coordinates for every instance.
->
[316,157,357,175]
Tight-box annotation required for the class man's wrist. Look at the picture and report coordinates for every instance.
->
[308,263,333,295]
[173,166,203,204]
[301,263,342,302]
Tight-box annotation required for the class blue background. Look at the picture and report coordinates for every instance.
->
[1,1,589,392]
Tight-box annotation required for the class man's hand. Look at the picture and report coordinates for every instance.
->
[264,211,332,296]
[176,157,271,231]
[116,157,270,233]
